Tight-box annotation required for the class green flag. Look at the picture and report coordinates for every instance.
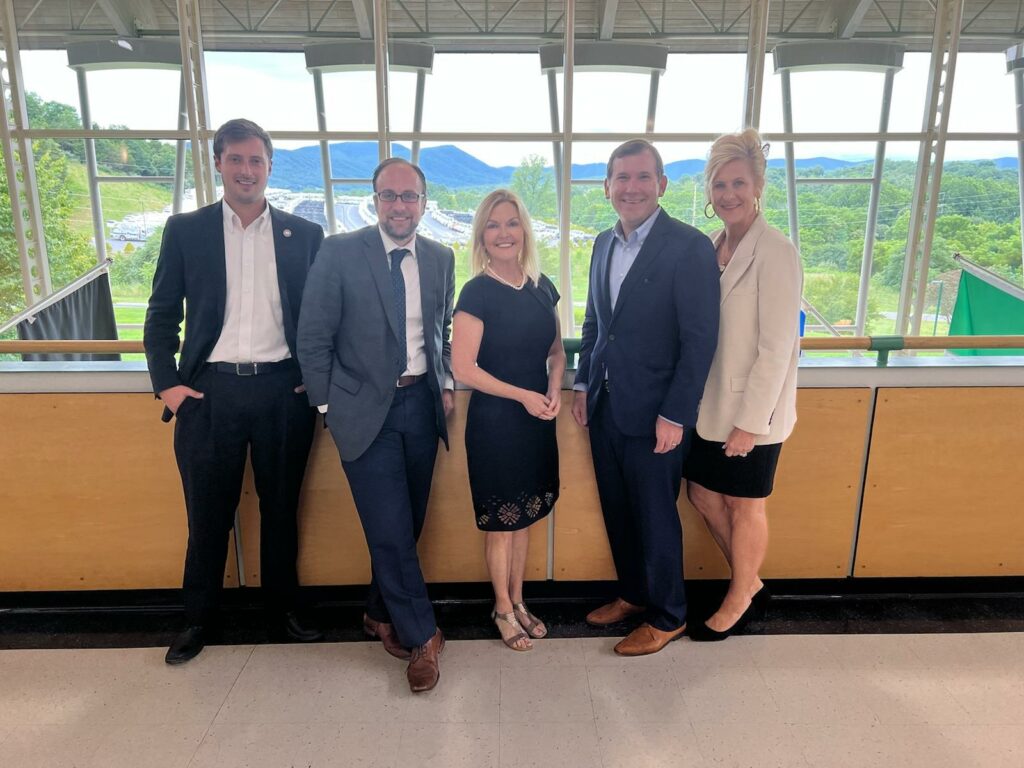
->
[948,266,1024,356]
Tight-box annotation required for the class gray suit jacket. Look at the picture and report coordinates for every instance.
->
[296,226,455,461]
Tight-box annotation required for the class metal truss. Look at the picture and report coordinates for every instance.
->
[176,0,216,206]
[895,0,964,337]
[1,0,51,307]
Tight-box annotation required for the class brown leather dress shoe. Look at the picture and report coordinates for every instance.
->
[363,613,411,660]
[407,628,445,693]
[613,622,686,656]
[586,598,645,627]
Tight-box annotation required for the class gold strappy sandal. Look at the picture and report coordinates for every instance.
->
[513,602,548,639]
[491,609,532,651]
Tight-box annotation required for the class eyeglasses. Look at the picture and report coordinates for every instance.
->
[374,190,426,203]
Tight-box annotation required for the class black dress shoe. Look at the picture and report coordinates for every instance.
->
[165,625,208,665]
[279,611,323,642]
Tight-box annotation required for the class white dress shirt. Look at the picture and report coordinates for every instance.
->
[379,228,427,378]
[316,228,450,414]
[207,202,290,364]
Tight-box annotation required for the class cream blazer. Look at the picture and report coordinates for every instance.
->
[695,215,803,445]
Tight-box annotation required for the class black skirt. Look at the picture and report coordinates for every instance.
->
[682,431,783,499]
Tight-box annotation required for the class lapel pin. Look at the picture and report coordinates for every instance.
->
[283,228,292,238]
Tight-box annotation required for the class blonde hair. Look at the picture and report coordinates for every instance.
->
[470,189,540,286]
[704,128,768,205]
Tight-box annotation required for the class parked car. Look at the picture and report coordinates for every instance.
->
[110,223,155,241]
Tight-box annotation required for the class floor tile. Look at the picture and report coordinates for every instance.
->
[88,722,207,768]
[596,720,705,768]
[0,646,251,726]
[904,632,1024,669]
[792,723,965,768]
[189,722,400,768]
[675,665,782,724]
[499,721,602,768]
[671,636,760,669]
[759,668,880,725]
[816,633,931,670]
[0,723,104,768]
[398,722,499,768]
[939,668,1024,725]
[399,665,500,722]
[940,724,1024,768]
[854,668,972,725]
[441,638,504,668]
[496,638,589,668]
[498,666,593,723]
[587,666,689,723]
[212,643,405,724]
[692,721,810,767]
[738,634,844,670]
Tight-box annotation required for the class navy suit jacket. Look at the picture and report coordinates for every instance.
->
[574,208,720,436]
[296,226,455,462]
[143,201,325,421]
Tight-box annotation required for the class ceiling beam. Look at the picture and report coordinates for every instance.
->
[598,0,619,40]
[817,0,873,37]
[132,0,158,28]
[353,0,373,38]
[97,0,137,35]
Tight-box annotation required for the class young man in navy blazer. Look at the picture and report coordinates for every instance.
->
[145,119,325,664]
[571,139,720,655]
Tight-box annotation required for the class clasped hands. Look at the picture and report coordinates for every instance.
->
[519,387,561,420]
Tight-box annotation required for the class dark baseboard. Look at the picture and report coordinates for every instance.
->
[2,577,1022,650]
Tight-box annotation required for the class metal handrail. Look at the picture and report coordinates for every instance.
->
[2,336,1022,367]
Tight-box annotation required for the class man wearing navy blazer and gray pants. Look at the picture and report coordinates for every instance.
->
[571,139,720,656]
[297,158,455,693]
[144,119,325,665]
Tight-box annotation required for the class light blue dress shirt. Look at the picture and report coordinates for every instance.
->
[609,207,662,310]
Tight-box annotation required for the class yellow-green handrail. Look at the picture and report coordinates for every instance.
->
[2,335,1023,367]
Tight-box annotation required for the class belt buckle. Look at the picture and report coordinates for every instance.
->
[236,362,257,376]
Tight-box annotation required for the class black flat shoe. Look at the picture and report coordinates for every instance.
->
[278,611,324,643]
[689,597,760,643]
[751,585,772,621]
[165,625,208,665]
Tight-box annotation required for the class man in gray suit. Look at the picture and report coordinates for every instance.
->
[297,158,455,693]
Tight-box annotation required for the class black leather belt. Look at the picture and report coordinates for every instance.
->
[211,359,297,376]
[397,373,426,388]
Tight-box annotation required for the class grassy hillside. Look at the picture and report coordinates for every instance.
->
[66,163,173,237]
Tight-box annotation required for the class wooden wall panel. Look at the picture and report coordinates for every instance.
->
[856,387,1024,576]
[12,384,1020,590]
[0,393,238,591]
[554,388,870,581]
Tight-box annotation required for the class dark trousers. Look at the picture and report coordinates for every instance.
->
[589,392,687,631]
[341,380,439,649]
[173,365,316,624]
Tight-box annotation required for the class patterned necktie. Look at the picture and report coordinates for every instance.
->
[390,248,409,373]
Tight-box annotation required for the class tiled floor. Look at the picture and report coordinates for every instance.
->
[0,632,1022,767]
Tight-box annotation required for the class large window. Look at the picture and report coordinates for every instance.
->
[4,10,1023,344]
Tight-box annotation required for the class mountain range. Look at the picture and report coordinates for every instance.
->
[267,141,1017,191]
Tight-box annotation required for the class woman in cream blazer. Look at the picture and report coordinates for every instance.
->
[683,129,803,642]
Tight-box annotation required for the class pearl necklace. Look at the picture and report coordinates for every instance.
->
[486,265,526,290]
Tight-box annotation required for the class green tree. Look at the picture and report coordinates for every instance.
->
[0,143,94,322]
[510,154,556,221]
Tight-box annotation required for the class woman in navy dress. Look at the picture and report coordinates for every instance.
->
[452,189,565,651]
